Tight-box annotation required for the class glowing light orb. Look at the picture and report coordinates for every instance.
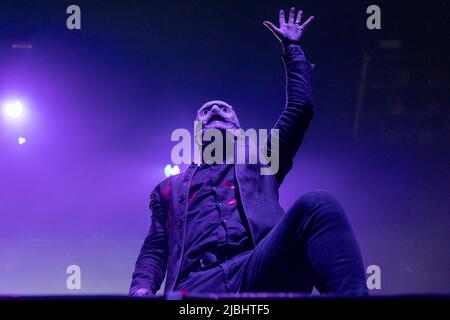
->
[164,164,180,177]
[3,100,24,119]
[18,137,27,145]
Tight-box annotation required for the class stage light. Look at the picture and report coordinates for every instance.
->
[18,137,27,145]
[164,164,180,177]
[171,165,180,175]
[3,100,24,119]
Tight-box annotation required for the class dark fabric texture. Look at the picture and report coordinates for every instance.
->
[175,191,368,296]
[179,163,252,282]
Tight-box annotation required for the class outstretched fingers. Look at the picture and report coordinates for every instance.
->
[279,9,286,26]
[295,10,303,24]
[288,7,296,24]
[301,16,315,30]
[263,21,282,38]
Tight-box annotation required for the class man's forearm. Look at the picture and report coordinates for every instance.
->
[282,43,307,63]
[270,44,314,183]
[282,43,314,120]
[130,186,169,296]
[129,240,167,295]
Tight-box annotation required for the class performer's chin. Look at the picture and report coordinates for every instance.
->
[204,123,237,132]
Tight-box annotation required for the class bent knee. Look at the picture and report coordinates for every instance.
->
[295,190,339,208]
[290,190,347,221]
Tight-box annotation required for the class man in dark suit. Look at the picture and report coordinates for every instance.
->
[130,7,368,296]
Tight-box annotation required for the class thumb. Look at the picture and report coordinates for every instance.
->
[263,21,275,31]
[263,21,282,39]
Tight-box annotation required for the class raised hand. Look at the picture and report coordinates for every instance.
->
[263,7,314,46]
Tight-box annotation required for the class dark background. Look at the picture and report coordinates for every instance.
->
[0,0,449,294]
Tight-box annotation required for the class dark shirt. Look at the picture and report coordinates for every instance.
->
[179,162,252,281]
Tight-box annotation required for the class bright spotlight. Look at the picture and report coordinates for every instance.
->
[3,100,24,119]
[171,165,180,175]
[164,164,180,177]
[18,137,27,145]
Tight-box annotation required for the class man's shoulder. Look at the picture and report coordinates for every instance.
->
[153,175,175,193]
[152,166,191,194]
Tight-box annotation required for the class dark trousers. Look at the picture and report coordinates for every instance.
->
[175,191,368,296]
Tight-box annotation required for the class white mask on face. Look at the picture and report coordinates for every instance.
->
[196,100,241,131]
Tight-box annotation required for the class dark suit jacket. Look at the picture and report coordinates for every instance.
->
[130,45,314,294]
